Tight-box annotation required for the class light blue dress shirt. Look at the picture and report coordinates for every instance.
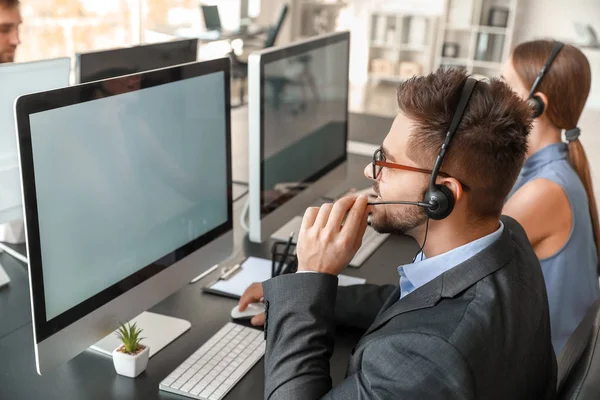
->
[398,222,504,299]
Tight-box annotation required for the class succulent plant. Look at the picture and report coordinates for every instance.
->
[115,322,145,355]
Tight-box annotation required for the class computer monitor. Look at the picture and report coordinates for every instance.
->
[75,38,198,84]
[15,58,234,374]
[201,5,222,31]
[247,32,350,243]
[0,57,70,269]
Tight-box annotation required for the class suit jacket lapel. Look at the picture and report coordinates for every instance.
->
[364,278,443,336]
[364,227,515,337]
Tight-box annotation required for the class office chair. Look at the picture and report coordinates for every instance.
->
[230,3,289,106]
[557,299,600,399]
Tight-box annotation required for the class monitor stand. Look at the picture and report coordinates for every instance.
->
[90,311,191,359]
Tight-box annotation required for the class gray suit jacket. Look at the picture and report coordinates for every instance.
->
[262,216,557,399]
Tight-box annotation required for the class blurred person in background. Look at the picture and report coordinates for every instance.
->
[0,0,21,63]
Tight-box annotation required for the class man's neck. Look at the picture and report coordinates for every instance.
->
[413,218,501,259]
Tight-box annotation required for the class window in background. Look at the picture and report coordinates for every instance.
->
[141,0,243,60]
[16,0,133,63]
[248,0,261,19]
[141,0,201,42]
[141,0,247,39]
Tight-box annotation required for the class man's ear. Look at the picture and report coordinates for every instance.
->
[440,177,464,204]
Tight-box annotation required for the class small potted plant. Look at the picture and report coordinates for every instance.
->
[112,322,149,378]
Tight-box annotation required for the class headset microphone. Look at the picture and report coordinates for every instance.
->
[367,200,432,208]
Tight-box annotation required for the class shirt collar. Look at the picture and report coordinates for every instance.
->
[398,222,504,295]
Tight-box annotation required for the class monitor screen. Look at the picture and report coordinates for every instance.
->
[16,59,232,340]
[0,57,70,224]
[259,33,349,217]
[201,5,222,31]
[76,39,198,84]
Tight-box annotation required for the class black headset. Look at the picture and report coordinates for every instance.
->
[528,41,564,118]
[369,77,478,220]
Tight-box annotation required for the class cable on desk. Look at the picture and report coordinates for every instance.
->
[239,198,250,232]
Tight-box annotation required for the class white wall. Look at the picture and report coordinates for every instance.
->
[512,0,600,110]
[513,0,600,44]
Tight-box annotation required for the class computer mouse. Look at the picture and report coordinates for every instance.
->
[231,302,265,320]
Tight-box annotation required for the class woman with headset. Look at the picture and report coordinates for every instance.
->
[502,40,600,354]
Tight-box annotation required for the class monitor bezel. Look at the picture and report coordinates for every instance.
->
[257,31,350,218]
[15,58,232,343]
[75,38,199,84]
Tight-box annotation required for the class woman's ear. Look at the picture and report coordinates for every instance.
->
[532,91,550,117]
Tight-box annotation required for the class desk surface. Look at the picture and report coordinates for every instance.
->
[348,112,393,145]
[0,148,415,400]
[151,25,267,43]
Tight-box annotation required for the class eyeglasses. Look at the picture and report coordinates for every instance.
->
[372,147,470,191]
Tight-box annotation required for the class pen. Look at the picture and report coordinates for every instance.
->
[190,264,220,284]
[277,232,294,276]
[220,263,241,280]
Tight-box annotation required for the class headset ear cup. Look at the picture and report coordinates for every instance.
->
[424,185,455,220]
[529,95,545,118]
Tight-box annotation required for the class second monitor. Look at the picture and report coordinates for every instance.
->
[247,31,350,243]
[75,38,199,83]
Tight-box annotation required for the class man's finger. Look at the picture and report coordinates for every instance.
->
[300,206,320,233]
[340,195,369,236]
[353,205,370,250]
[251,313,265,326]
[314,203,333,228]
[238,283,261,311]
[326,196,359,231]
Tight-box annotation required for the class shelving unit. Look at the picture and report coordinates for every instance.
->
[367,11,438,83]
[434,0,518,77]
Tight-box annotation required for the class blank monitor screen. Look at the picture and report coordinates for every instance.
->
[16,59,232,340]
[76,38,198,83]
[0,57,70,224]
[201,5,222,31]
[259,33,349,216]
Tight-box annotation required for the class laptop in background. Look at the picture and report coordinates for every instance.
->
[201,5,223,32]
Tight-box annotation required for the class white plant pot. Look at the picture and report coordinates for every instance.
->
[112,345,150,378]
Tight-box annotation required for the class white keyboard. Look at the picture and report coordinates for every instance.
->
[159,323,265,400]
[349,226,389,267]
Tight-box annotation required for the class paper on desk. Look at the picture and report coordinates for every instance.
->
[208,256,366,298]
[337,274,366,287]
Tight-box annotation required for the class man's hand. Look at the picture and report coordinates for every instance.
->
[238,282,265,326]
[297,195,370,276]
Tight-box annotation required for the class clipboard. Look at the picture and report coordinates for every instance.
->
[202,256,366,299]
[202,257,272,299]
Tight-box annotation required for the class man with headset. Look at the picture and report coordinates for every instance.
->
[239,68,557,399]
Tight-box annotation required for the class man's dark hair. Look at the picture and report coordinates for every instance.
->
[397,68,532,219]
[0,0,19,8]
